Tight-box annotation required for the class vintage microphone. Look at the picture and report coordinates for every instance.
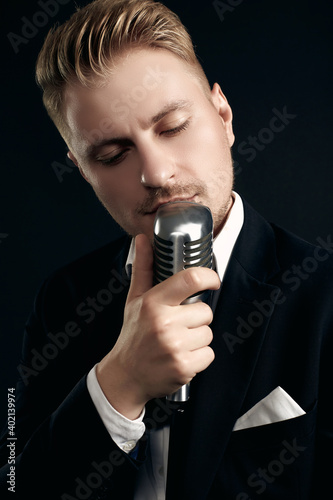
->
[153,201,213,402]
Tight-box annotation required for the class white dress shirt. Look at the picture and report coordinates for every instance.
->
[87,191,244,499]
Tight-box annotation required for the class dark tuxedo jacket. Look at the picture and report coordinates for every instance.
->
[0,201,332,499]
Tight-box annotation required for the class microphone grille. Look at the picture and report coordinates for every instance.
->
[153,201,213,285]
[154,233,174,283]
[183,232,213,268]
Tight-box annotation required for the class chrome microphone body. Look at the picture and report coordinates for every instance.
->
[153,201,213,402]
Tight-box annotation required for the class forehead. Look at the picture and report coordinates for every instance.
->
[63,49,207,148]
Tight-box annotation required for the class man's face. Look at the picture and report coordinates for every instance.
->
[65,49,235,241]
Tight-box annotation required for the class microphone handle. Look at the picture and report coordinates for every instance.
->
[167,382,190,402]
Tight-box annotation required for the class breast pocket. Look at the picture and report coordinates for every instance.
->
[212,402,317,500]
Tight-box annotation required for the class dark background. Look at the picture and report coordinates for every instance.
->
[1,0,332,416]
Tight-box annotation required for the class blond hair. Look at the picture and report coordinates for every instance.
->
[35,0,210,143]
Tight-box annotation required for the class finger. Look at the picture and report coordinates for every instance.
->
[127,234,153,301]
[188,345,215,375]
[172,301,214,328]
[185,325,214,351]
[152,267,220,306]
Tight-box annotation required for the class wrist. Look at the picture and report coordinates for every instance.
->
[96,352,147,420]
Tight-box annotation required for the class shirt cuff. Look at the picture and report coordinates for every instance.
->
[86,364,146,453]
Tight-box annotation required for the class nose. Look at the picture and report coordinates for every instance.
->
[139,144,175,188]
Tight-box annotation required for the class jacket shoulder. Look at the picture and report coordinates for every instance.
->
[42,234,130,289]
[30,234,131,325]
[51,234,130,280]
[271,223,333,273]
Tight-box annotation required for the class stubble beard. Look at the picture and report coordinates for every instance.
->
[96,160,235,238]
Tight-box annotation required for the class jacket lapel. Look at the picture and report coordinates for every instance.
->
[166,202,281,499]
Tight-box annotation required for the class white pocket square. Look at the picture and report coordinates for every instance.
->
[233,386,305,431]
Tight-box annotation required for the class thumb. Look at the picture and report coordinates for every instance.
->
[127,234,153,301]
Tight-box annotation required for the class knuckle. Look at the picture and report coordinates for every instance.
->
[140,294,154,315]
[200,302,213,323]
[167,337,182,353]
[183,267,204,291]
[153,318,170,338]
[155,311,173,336]
[172,355,190,380]
[140,297,170,332]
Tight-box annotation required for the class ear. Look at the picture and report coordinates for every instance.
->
[210,83,235,147]
[67,151,90,183]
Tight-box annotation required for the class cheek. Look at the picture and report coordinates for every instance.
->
[183,117,230,173]
[86,166,137,202]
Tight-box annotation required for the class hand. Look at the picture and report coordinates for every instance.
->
[96,234,220,419]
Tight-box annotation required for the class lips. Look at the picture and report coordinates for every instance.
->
[146,196,197,214]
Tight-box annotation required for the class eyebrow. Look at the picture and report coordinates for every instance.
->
[85,99,193,158]
[149,99,193,125]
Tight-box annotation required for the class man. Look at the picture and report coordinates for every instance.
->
[0,0,332,498]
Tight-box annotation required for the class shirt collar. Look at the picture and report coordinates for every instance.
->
[125,191,244,281]
[213,191,244,282]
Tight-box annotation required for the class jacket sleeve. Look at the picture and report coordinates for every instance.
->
[0,265,146,499]
[1,376,146,499]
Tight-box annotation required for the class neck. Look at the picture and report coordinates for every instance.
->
[213,194,235,238]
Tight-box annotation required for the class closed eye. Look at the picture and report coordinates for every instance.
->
[96,149,130,166]
[95,119,191,166]
[161,119,191,137]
